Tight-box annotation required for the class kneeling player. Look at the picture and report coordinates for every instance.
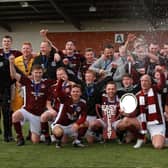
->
[9,56,53,146]
[51,80,88,148]
[40,67,74,144]
[89,81,120,143]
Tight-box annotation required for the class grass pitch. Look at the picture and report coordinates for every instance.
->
[0,137,168,168]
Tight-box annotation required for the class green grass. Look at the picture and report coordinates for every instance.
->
[0,122,167,168]
[0,137,168,168]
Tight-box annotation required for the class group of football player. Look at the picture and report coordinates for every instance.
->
[1,30,168,149]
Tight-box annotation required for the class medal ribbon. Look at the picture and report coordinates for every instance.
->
[3,50,12,59]
[41,55,48,68]
[62,81,68,91]
[32,81,41,99]
[23,60,28,72]
[103,60,111,70]
[85,84,94,98]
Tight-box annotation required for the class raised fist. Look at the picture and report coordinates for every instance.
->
[63,58,69,65]
[40,29,48,37]
[54,53,61,62]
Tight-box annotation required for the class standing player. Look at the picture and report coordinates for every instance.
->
[81,48,96,80]
[33,40,62,79]
[11,42,34,112]
[60,41,85,80]
[0,35,22,141]
[0,35,22,59]
[0,50,13,142]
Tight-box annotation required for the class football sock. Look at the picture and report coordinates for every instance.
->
[41,122,49,137]
[13,122,23,139]
[78,127,88,140]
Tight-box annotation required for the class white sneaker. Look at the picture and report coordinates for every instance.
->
[40,134,45,142]
[50,134,56,143]
[55,140,62,149]
[133,139,144,149]
[72,140,85,147]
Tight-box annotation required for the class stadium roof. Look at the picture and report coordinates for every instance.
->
[0,0,167,31]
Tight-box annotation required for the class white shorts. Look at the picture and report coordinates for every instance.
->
[147,124,165,138]
[20,108,41,135]
[97,118,107,128]
[86,115,97,123]
[51,123,77,137]
[112,119,121,131]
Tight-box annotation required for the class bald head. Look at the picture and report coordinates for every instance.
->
[140,74,152,92]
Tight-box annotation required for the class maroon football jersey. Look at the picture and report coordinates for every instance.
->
[101,94,120,117]
[47,81,71,112]
[0,48,22,58]
[52,79,87,126]
[62,53,85,76]
[54,98,87,126]
[81,62,92,80]
[20,75,53,116]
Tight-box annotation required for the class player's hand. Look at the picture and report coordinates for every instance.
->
[28,75,33,80]
[40,29,48,37]
[9,55,15,64]
[119,109,130,117]
[54,53,61,62]
[155,65,163,73]
[127,33,136,42]
[99,69,105,75]
[111,62,117,69]
[50,109,57,117]
[160,49,165,55]
[63,58,69,65]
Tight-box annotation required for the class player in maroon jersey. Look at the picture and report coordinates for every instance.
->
[89,81,120,143]
[40,67,75,144]
[51,79,88,148]
[60,41,85,80]
[9,55,53,146]
[81,48,97,80]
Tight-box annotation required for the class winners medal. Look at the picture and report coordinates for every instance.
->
[33,82,41,100]
[41,64,47,73]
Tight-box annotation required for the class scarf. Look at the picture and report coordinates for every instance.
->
[137,88,163,135]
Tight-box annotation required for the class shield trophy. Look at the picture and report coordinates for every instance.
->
[120,93,138,115]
